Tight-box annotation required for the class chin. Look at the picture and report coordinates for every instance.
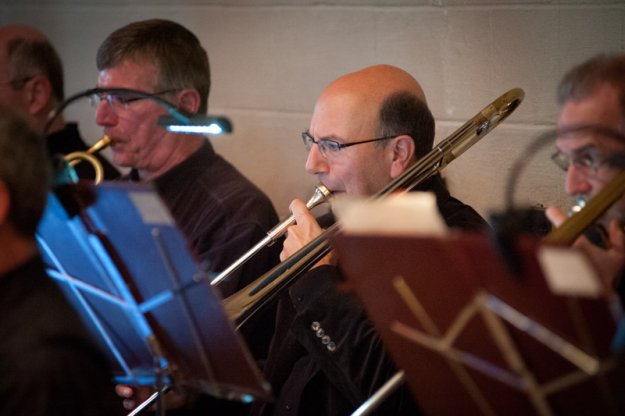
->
[112,156,133,168]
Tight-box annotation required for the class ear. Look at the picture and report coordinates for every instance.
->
[24,75,53,116]
[176,88,201,114]
[0,180,10,226]
[389,134,416,179]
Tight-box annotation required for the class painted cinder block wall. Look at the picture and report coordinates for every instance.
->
[1,0,623,220]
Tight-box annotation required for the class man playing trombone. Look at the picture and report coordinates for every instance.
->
[545,53,625,305]
[252,64,488,415]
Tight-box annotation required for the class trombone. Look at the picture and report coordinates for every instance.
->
[210,183,331,287]
[543,169,625,245]
[223,87,525,328]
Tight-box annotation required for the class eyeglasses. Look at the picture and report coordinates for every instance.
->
[552,125,625,174]
[89,89,178,112]
[301,131,398,159]
[551,147,612,174]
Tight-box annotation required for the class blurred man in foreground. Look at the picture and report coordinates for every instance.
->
[0,107,123,415]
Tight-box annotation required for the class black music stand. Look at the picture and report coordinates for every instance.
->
[331,231,625,416]
[36,181,272,409]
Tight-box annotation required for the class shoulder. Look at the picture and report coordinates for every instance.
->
[439,196,490,231]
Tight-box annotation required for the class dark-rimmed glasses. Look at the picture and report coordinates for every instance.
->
[301,131,398,159]
[550,148,611,174]
[551,125,625,174]
[89,89,178,112]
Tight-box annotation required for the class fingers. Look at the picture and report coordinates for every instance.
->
[115,384,137,410]
[545,206,567,228]
[280,199,321,261]
[289,198,314,225]
[115,384,134,398]
[608,219,625,251]
[114,385,158,411]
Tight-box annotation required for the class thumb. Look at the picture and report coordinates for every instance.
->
[545,206,567,228]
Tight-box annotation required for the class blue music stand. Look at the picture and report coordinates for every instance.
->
[36,181,271,405]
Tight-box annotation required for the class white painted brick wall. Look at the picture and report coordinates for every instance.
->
[1,1,623,220]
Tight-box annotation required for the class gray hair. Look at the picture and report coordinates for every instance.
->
[557,53,625,125]
[96,19,210,114]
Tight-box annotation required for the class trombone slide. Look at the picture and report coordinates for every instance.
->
[223,88,525,327]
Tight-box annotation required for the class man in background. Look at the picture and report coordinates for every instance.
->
[0,25,119,180]
[545,53,625,303]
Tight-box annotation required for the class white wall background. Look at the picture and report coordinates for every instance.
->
[1,0,623,220]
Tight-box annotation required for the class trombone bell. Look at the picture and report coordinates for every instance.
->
[64,135,111,184]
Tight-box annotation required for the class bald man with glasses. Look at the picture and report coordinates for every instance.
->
[252,64,488,416]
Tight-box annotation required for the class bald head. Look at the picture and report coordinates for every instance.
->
[311,65,434,160]
[321,64,427,109]
[306,65,435,196]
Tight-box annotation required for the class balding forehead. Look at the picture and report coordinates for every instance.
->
[322,64,427,108]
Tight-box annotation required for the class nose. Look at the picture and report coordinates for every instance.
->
[94,99,117,126]
[564,165,592,196]
[305,142,329,175]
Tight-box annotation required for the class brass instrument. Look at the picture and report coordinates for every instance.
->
[210,183,332,286]
[223,88,525,327]
[543,170,625,245]
[63,135,111,184]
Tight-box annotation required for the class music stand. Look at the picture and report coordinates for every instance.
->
[331,231,625,416]
[36,181,272,408]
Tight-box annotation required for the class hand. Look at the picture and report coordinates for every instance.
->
[115,384,189,412]
[281,198,336,267]
[546,207,625,296]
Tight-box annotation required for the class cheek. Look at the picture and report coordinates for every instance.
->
[1,93,28,116]
[119,113,160,144]
[340,159,375,196]
[592,169,621,192]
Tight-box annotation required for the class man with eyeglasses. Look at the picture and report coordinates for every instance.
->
[251,65,488,416]
[0,25,119,181]
[95,19,281,414]
[545,53,625,303]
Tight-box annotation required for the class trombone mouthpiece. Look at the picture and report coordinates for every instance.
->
[265,184,332,242]
[88,135,111,155]
[307,184,332,210]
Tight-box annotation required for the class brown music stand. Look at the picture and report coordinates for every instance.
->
[37,181,272,410]
[331,231,625,416]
